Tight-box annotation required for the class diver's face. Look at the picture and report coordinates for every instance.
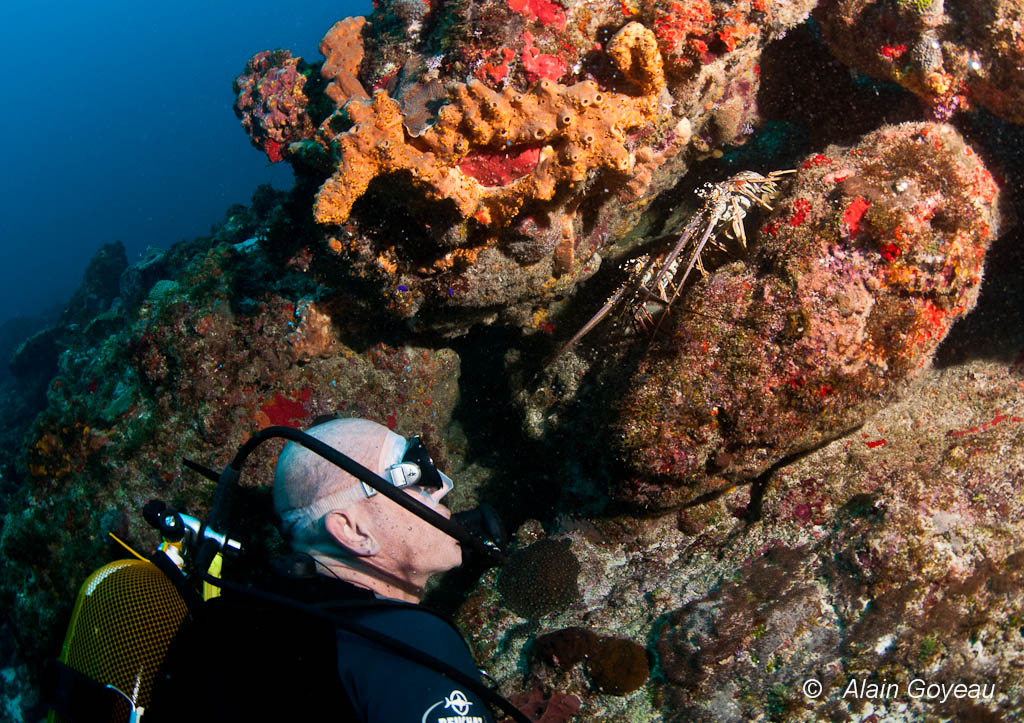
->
[368,484,463,580]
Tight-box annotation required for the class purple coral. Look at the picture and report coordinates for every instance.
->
[233,50,314,162]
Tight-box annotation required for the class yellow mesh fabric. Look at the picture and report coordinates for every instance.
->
[55,559,189,719]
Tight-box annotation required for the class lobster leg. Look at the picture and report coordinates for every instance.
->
[543,169,795,368]
[646,201,727,343]
[643,208,709,311]
[546,254,660,364]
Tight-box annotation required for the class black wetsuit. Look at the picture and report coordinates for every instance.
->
[148,572,496,722]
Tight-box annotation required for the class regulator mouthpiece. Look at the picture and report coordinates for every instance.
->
[452,503,507,566]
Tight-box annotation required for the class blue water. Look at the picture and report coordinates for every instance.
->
[0,0,369,328]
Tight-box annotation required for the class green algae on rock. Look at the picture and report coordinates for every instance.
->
[614,121,1003,509]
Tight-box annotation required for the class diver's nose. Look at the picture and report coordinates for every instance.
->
[408,485,451,510]
[429,484,451,505]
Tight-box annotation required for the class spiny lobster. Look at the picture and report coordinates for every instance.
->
[549,168,796,363]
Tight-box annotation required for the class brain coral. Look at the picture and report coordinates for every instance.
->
[497,538,581,618]
[614,121,1003,508]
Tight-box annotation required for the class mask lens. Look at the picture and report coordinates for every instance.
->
[433,469,454,501]
[384,437,454,501]
[402,437,444,490]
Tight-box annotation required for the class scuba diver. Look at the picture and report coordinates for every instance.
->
[47,417,531,722]
[149,417,527,722]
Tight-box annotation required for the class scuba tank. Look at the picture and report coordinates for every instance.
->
[43,424,522,723]
[45,502,240,723]
[47,558,188,722]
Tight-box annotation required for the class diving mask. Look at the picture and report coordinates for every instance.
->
[279,434,453,533]
[373,436,454,501]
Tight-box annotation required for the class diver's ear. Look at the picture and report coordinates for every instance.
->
[324,509,379,556]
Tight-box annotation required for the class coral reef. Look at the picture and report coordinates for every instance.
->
[62,241,128,325]
[314,21,665,231]
[233,50,315,163]
[613,122,1002,508]
[816,0,1024,123]
[459,348,1024,719]
[319,17,370,108]
[308,20,672,329]
[0,187,464,672]
[7,2,1024,720]
[233,0,818,332]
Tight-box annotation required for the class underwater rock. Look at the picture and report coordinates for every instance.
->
[531,626,649,696]
[233,0,817,334]
[0,209,464,670]
[461,347,1024,719]
[654,360,1024,720]
[655,545,839,714]
[10,241,130,380]
[9,327,62,380]
[119,248,173,310]
[533,626,599,670]
[63,241,127,326]
[816,0,1024,123]
[587,636,650,696]
[534,627,650,696]
[1,315,52,385]
[614,121,1003,509]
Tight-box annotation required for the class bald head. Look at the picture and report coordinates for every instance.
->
[270,417,464,600]
[273,418,407,542]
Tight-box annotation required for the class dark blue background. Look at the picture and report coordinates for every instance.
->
[0,0,370,326]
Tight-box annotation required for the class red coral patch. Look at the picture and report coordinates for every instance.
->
[507,0,567,28]
[880,242,901,262]
[843,196,871,238]
[478,47,516,85]
[260,388,312,427]
[459,146,541,187]
[521,30,568,82]
[789,198,811,227]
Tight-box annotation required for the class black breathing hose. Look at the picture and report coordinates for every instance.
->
[197,425,505,574]
[168,427,523,721]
